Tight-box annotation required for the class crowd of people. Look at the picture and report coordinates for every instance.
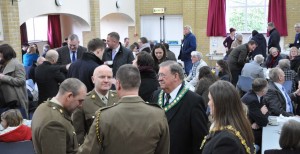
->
[0,22,300,154]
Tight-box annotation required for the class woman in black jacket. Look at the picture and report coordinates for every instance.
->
[133,51,159,102]
[200,81,255,154]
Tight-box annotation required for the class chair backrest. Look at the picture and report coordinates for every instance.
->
[237,75,253,92]
[283,80,293,94]
[0,140,35,154]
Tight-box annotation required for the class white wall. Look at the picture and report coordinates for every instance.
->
[100,0,135,22]
[100,13,134,42]
[18,0,90,26]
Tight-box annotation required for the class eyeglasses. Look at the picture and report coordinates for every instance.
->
[157,73,167,79]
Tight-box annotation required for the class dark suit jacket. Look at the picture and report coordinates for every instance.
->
[35,61,65,104]
[241,91,268,127]
[265,149,300,154]
[102,42,134,76]
[263,81,298,117]
[202,130,251,154]
[241,91,268,146]
[151,84,208,154]
[56,45,87,65]
[268,28,281,52]
[178,32,197,61]
[67,52,103,92]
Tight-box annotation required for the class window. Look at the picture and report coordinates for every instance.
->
[226,0,269,33]
[26,16,48,42]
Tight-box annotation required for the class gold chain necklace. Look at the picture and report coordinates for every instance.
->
[200,125,254,154]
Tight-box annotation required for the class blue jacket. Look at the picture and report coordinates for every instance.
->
[179,33,197,61]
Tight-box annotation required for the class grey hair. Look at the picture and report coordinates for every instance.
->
[269,47,279,53]
[294,23,300,28]
[159,61,185,80]
[191,51,202,60]
[278,59,291,70]
[58,78,86,96]
[254,54,264,64]
[269,67,283,82]
[68,34,79,41]
[236,33,243,40]
[184,25,192,33]
[45,50,59,62]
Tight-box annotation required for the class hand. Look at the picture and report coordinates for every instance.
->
[251,123,260,129]
[0,74,4,79]
[66,63,71,70]
[261,105,268,115]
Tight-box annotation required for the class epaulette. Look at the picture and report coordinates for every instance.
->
[144,102,163,109]
[86,91,92,96]
[98,103,119,112]
[109,90,117,97]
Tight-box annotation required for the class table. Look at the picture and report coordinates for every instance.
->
[261,123,281,153]
[205,53,224,67]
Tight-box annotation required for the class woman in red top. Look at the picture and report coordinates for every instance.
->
[0,109,31,142]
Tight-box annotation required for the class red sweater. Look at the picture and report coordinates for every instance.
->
[0,125,32,142]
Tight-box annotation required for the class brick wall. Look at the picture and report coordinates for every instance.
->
[286,0,300,44]
[0,0,21,62]
[83,0,101,47]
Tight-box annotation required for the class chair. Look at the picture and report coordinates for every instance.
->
[283,80,293,94]
[0,140,35,154]
[236,75,253,93]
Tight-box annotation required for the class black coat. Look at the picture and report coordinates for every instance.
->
[138,67,159,102]
[35,61,65,104]
[67,52,103,92]
[290,56,300,72]
[151,84,208,154]
[241,90,268,146]
[56,45,87,65]
[202,130,252,154]
[268,28,281,52]
[102,43,134,76]
[251,33,267,59]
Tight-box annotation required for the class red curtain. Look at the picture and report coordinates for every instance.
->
[206,0,226,37]
[268,0,288,36]
[47,15,62,48]
[20,23,28,45]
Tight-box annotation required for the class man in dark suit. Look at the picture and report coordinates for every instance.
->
[35,50,65,104]
[102,32,134,77]
[56,34,87,73]
[263,67,300,117]
[267,22,281,52]
[67,38,105,92]
[151,60,208,154]
[241,78,269,151]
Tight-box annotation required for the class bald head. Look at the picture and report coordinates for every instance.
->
[45,50,59,64]
[92,65,113,95]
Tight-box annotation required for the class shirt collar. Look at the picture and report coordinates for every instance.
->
[95,90,109,101]
[168,84,182,102]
